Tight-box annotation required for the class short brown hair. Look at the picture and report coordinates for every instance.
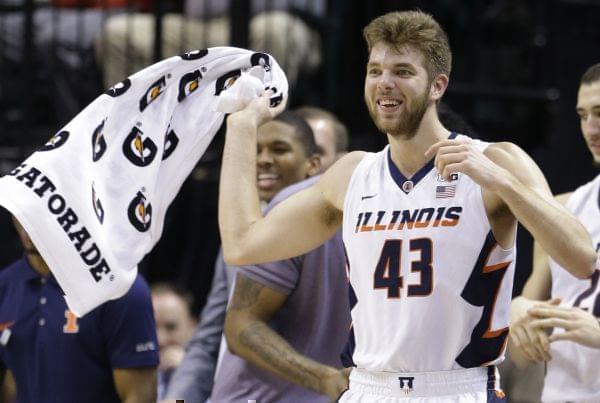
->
[363,10,452,81]
[581,63,600,86]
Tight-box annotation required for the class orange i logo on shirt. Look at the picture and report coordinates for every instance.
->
[63,310,79,334]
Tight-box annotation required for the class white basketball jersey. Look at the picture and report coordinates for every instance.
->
[342,134,516,372]
[543,174,600,403]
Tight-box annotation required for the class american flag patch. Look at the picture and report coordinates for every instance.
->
[436,184,456,198]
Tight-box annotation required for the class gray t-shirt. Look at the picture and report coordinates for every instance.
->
[210,176,351,403]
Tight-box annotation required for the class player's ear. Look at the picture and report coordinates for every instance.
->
[306,154,321,177]
[430,74,449,102]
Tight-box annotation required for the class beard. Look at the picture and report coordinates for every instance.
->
[366,87,430,139]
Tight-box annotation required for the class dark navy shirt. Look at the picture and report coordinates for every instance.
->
[0,256,159,403]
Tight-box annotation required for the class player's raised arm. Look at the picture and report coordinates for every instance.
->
[219,92,363,265]
[427,139,596,279]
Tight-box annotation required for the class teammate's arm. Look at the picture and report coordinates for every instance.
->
[113,367,157,403]
[427,140,596,279]
[219,92,364,265]
[224,273,349,399]
[509,238,555,367]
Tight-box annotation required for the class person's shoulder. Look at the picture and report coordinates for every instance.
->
[484,141,522,155]
[269,176,321,207]
[321,151,368,179]
[0,257,27,284]
[482,141,533,169]
[106,274,152,308]
[562,174,600,205]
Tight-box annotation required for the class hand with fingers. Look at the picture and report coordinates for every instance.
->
[528,304,600,349]
[424,138,512,189]
[228,89,287,128]
[510,296,561,362]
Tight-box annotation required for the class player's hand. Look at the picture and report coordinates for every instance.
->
[228,89,287,128]
[528,305,600,349]
[510,296,559,362]
[424,138,511,189]
[319,367,350,401]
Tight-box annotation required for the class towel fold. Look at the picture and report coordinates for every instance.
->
[0,46,288,316]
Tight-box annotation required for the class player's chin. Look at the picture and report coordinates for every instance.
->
[258,188,275,202]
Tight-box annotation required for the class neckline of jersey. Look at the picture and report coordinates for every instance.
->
[387,132,458,194]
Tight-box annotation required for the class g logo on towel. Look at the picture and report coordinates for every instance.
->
[180,49,208,60]
[128,190,152,232]
[162,127,179,160]
[250,52,271,71]
[105,78,132,97]
[92,120,107,162]
[178,70,203,102]
[123,127,158,167]
[139,76,166,112]
[92,183,104,224]
[215,69,241,96]
[39,131,69,151]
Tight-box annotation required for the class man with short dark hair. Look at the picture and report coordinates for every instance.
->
[166,110,351,402]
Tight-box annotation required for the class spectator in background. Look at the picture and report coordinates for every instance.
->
[164,109,347,402]
[97,0,325,88]
[295,106,349,170]
[151,282,197,400]
[0,0,145,123]
[0,217,159,403]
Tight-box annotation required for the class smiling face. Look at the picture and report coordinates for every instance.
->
[364,42,432,139]
[577,80,600,164]
[256,120,315,202]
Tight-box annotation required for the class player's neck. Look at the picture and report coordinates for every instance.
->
[387,112,448,178]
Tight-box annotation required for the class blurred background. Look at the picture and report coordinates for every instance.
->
[1,0,599,314]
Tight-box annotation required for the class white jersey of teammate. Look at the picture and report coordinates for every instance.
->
[543,174,600,403]
[342,134,516,372]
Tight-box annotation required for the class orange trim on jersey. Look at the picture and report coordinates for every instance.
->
[483,326,508,338]
[482,245,510,340]
[483,261,511,273]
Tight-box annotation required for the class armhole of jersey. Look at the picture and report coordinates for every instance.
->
[342,151,376,215]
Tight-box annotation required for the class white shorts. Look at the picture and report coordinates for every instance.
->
[338,367,506,403]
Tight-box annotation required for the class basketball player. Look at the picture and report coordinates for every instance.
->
[218,11,597,402]
[510,63,600,402]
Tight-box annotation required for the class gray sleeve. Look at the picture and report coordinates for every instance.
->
[164,249,231,402]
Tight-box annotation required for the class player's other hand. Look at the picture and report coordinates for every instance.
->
[510,296,559,362]
[228,89,287,128]
[528,304,600,349]
[424,138,511,189]
[320,367,350,401]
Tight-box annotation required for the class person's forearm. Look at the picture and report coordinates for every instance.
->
[218,113,263,264]
[496,175,596,279]
[227,319,338,395]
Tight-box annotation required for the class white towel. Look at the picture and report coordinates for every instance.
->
[0,47,288,316]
